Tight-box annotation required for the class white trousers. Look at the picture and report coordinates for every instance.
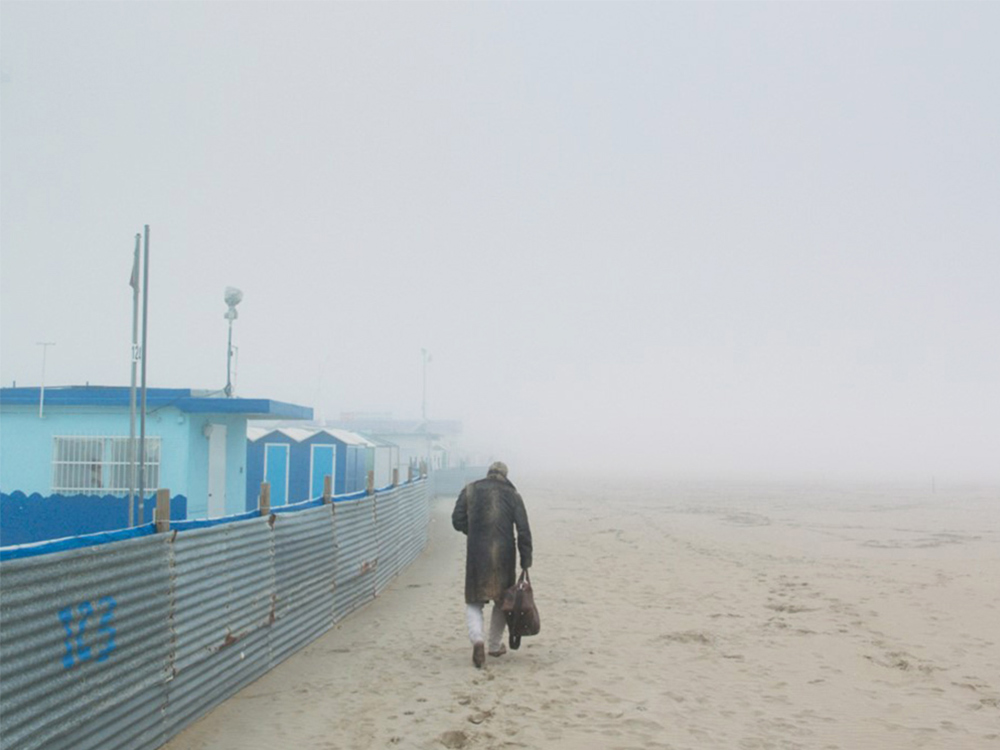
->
[465,601,506,651]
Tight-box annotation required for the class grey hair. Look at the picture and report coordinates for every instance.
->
[487,461,508,478]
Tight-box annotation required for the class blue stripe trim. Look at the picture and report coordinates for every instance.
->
[0,524,157,561]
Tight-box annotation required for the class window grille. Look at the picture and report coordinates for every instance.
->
[51,436,161,496]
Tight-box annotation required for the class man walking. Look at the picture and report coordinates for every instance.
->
[452,461,532,668]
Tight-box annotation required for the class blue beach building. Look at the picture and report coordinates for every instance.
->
[245,427,378,509]
[0,386,312,522]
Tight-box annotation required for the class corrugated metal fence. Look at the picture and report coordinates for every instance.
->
[0,478,429,750]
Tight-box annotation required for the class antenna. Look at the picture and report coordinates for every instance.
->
[36,341,55,418]
[421,347,432,421]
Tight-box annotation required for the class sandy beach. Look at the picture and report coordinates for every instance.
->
[163,478,1000,750]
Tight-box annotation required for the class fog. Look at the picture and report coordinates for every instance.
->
[2,2,998,482]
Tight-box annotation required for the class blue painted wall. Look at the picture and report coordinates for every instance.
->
[0,405,192,499]
[0,491,188,546]
[0,405,250,520]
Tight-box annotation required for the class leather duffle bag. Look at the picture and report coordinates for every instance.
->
[501,569,540,649]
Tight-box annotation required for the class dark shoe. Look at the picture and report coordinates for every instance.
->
[473,642,485,668]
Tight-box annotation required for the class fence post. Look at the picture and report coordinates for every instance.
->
[323,475,332,503]
[366,471,375,495]
[407,465,414,483]
[392,468,399,487]
[259,481,271,516]
[154,489,171,533]
[419,460,427,478]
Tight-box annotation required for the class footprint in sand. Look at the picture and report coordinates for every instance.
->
[438,730,469,748]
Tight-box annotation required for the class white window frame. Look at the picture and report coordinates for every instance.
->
[51,435,162,496]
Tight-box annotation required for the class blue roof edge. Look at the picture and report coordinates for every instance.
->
[0,387,312,420]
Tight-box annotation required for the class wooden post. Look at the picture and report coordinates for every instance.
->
[366,470,375,495]
[322,475,332,503]
[407,465,414,483]
[154,489,171,533]
[392,468,399,487]
[419,460,427,478]
[259,481,271,516]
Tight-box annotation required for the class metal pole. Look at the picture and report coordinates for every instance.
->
[421,348,427,421]
[138,225,150,523]
[128,234,141,526]
[225,317,233,397]
[36,342,55,418]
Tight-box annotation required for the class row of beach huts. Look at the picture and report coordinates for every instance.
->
[0,385,473,545]
[246,425,403,505]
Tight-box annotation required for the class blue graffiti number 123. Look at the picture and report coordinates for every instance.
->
[59,596,117,669]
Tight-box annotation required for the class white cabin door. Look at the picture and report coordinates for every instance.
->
[207,423,227,518]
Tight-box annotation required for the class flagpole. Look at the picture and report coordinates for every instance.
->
[138,225,150,523]
[128,233,140,527]
[37,342,55,418]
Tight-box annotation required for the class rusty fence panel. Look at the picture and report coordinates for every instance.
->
[163,516,275,742]
[331,495,377,622]
[374,488,403,595]
[0,481,431,750]
[374,480,429,595]
[0,533,172,750]
[397,480,429,571]
[270,504,336,667]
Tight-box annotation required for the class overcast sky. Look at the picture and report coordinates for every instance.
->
[2,2,997,482]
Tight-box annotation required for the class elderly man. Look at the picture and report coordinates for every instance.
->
[452,461,533,668]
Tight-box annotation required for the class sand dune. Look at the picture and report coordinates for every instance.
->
[163,479,1000,750]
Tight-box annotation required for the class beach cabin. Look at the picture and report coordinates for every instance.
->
[245,427,376,509]
[326,417,462,474]
[0,386,313,522]
[360,433,401,489]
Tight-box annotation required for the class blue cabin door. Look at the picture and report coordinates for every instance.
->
[310,444,336,499]
[264,443,289,506]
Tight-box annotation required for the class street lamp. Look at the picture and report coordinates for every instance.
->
[224,287,243,397]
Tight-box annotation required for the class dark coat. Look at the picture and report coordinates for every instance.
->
[452,474,532,604]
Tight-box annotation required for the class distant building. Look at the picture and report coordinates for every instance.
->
[326,414,463,472]
[0,386,312,519]
[362,433,401,489]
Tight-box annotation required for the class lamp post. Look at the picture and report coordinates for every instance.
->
[224,287,243,397]
[421,347,432,421]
